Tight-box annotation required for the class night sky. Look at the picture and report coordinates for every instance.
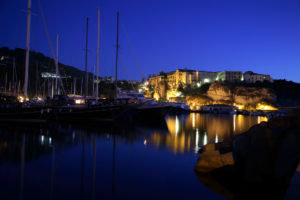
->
[1,0,300,82]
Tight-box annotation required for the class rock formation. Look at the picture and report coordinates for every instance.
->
[185,95,213,109]
[194,110,300,199]
[233,86,276,105]
[153,81,167,100]
[207,82,233,102]
[206,82,276,106]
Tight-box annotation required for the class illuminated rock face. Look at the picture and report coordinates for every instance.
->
[186,95,212,110]
[207,82,276,106]
[234,87,276,105]
[207,82,233,101]
[153,81,168,100]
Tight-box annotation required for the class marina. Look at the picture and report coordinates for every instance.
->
[1,0,300,199]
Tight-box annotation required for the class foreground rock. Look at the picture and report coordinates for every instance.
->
[194,110,300,199]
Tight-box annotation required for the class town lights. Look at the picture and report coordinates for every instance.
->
[75,99,85,104]
[203,78,210,83]
[176,92,182,97]
[17,96,29,103]
[18,96,24,103]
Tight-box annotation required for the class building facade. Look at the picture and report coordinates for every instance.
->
[197,71,218,84]
[243,71,273,83]
[216,71,242,82]
[147,68,272,100]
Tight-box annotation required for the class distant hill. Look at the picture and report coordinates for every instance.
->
[0,47,139,97]
[0,47,88,79]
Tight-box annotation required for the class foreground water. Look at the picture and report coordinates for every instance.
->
[0,113,268,200]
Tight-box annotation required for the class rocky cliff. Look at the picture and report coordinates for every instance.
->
[186,95,213,110]
[206,82,276,106]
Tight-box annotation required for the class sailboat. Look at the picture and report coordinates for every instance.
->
[0,0,50,123]
[51,11,136,123]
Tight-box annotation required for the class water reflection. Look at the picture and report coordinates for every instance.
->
[149,113,267,154]
[0,124,155,200]
[0,114,267,200]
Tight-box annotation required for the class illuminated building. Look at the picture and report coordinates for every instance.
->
[243,71,273,83]
[147,68,273,100]
[216,71,242,82]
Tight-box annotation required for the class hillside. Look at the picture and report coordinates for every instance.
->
[0,47,139,97]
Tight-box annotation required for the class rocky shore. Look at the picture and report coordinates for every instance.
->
[194,109,300,199]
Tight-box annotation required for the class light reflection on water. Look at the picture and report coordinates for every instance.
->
[0,114,267,200]
[149,113,268,154]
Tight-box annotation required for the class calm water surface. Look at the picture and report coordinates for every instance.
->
[0,114,267,200]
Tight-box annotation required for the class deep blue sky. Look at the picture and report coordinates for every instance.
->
[1,0,300,82]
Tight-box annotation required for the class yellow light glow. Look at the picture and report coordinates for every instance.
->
[258,116,268,124]
[153,93,160,101]
[234,103,244,110]
[192,113,195,128]
[175,116,180,135]
[18,96,24,103]
[203,78,210,83]
[195,128,200,154]
[256,103,277,111]
[233,114,236,132]
[75,99,85,104]
[203,133,207,145]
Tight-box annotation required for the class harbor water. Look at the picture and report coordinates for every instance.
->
[0,113,268,200]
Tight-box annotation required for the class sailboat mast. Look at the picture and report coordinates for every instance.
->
[5,72,7,94]
[12,57,15,94]
[24,0,31,99]
[92,64,95,97]
[81,78,83,96]
[96,8,100,99]
[55,34,59,95]
[36,61,38,96]
[85,17,89,98]
[115,12,119,99]
[73,77,76,95]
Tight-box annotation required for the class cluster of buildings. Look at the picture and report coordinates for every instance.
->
[147,69,273,100]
